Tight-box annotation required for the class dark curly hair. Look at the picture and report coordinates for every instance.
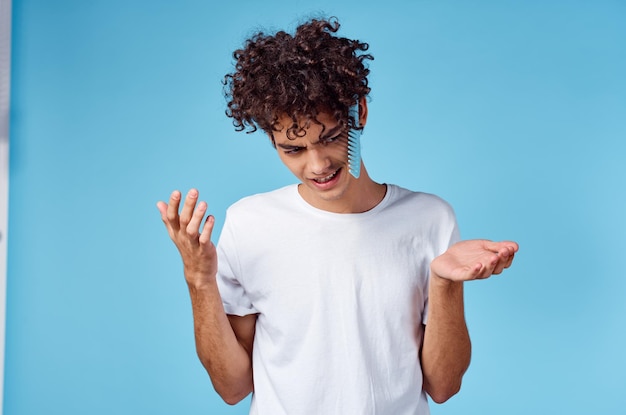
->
[223,17,373,141]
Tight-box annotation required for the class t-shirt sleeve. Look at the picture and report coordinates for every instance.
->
[216,214,259,316]
[422,207,460,325]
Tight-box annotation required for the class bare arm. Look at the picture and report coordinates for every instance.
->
[157,189,255,404]
[187,280,256,405]
[421,240,518,403]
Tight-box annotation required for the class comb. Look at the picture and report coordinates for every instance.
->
[347,104,362,178]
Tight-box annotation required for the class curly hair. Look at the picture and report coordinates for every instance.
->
[223,17,373,141]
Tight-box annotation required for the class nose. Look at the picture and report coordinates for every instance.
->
[308,148,332,175]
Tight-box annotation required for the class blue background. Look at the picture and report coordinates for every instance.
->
[5,0,625,414]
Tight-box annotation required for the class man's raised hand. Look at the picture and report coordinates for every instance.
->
[431,240,518,282]
[156,189,218,286]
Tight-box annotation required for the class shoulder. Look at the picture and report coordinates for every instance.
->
[386,184,455,219]
[225,184,298,218]
[385,184,459,245]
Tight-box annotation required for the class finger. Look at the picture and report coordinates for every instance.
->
[199,215,215,246]
[492,257,508,275]
[473,263,487,279]
[165,190,182,230]
[496,244,517,271]
[483,240,518,255]
[492,246,511,274]
[187,201,208,238]
[478,252,501,278]
[503,252,515,269]
[505,241,519,253]
[460,261,485,280]
[499,241,519,256]
[179,189,199,227]
[156,201,167,219]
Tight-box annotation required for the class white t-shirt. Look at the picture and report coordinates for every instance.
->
[217,184,459,415]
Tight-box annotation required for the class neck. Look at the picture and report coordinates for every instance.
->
[299,164,387,214]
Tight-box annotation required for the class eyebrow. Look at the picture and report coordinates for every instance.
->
[275,125,344,150]
[276,143,303,150]
[318,125,343,141]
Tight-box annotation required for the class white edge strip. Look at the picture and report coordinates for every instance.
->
[0,0,11,412]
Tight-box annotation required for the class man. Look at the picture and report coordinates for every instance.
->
[157,17,517,414]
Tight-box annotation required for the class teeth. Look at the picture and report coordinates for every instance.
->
[314,171,337,183]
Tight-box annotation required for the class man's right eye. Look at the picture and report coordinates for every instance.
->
[321,133,345,146]
[285,147,303,155]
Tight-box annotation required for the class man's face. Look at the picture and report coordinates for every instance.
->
[272,111,360,212]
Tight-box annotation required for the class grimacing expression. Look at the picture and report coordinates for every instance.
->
[271,109,366,212]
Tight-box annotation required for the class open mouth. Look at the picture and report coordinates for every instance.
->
[312,169,339,184]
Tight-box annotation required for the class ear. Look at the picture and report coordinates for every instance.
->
[358,96,368,128]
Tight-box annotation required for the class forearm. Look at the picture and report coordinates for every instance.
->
[187,274,253,405]
[421,273,471,403]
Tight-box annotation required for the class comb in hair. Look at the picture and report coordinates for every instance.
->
[347,104,362,178]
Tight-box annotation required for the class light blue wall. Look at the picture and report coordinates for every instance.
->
[5,0,625,414]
